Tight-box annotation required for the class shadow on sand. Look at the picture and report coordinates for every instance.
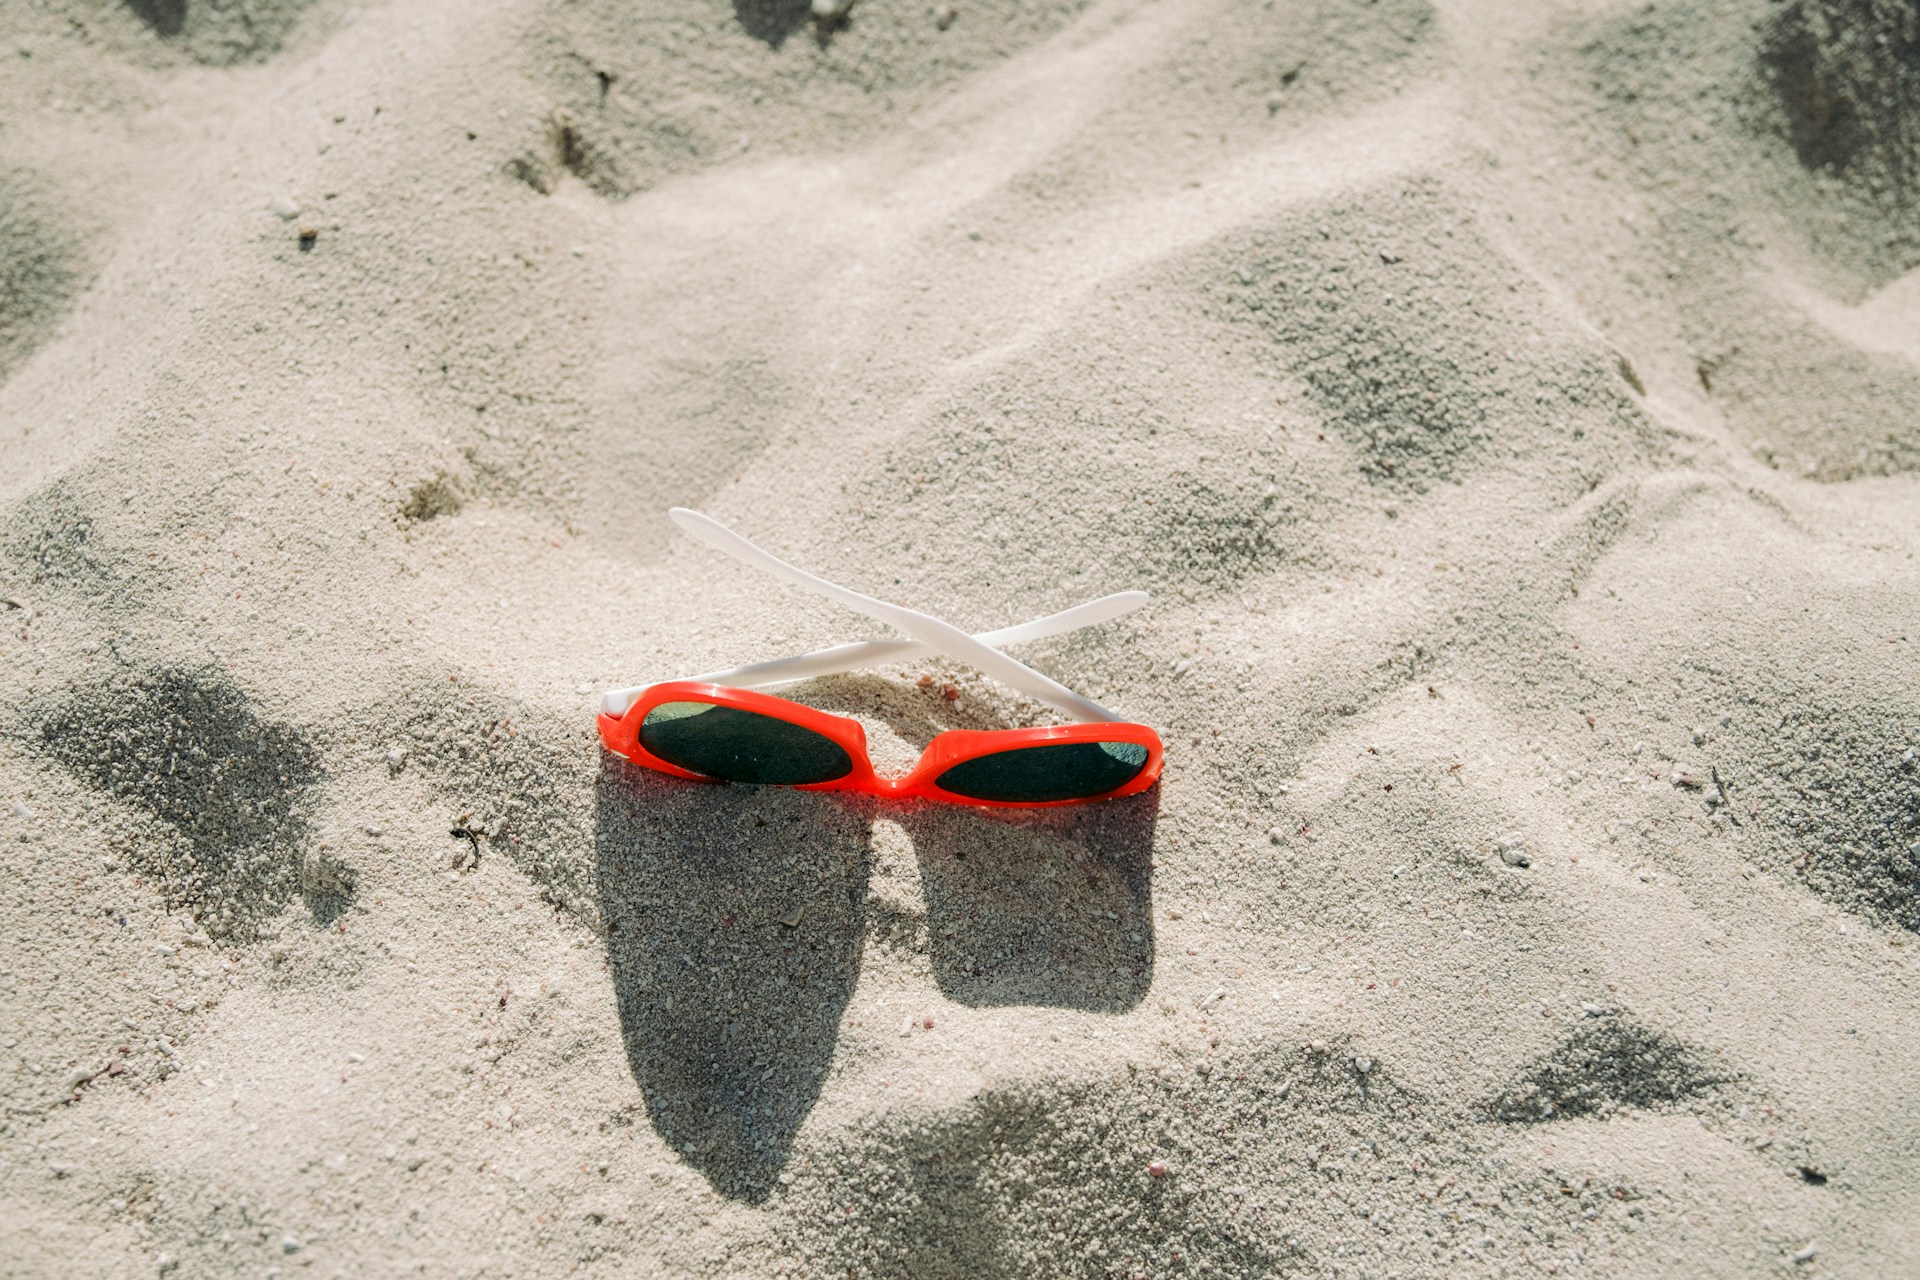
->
[593,730,1158,1201]
[730,0,812,48]
[594,756,870,1202]
[893,793,1158,1012]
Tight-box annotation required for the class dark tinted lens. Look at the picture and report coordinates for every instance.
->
[639,701,853,785]
[935,740,1150,803]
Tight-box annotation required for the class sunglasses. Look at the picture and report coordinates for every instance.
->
[597,510,1165,807]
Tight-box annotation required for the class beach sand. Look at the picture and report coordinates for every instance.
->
[2,0,1917,1274]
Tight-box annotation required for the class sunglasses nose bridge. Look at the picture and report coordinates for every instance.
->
[853,745,936,798]
[839,732,904,795]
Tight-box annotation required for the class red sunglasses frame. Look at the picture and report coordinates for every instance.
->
[597,681,1164,808]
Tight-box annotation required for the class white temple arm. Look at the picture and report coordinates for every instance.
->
[600,590,1147,716]
[662,509,1127,723]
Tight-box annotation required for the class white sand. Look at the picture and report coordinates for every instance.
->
[3,0,1918,1274]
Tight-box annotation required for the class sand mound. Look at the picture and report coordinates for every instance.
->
[1486,1012,1734,1124]
[1206,178,1653,492]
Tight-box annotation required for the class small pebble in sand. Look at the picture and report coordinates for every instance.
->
[933,2,957,28]
[1354,1056,1373,1075]
[811,0,852,18]
[916,674,934,688]
[780,904,807,928]
[922,1015,934,1030]
[1198,987,1226,1011]
[941,684,959,701]
[281,1236,302,1255]
[271,196,300,220]
[1147,1160,1169,1177]
[1792,1243,1817,1264]
[386,746,408,774]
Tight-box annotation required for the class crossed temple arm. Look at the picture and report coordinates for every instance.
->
[601,511,1145,722]
[601,590,1145,717]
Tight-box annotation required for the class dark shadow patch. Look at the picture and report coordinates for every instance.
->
[558,114,595,185]
[1488,1013,1735,1123]
[31,667,321,941]
[1758,0,1918,192]
[593,755,870,1203]
[397,473,462,526]
[898,791,1157,1011]
[732,0,813,48]
[505,151,557,196]
[123,0,187,37]
[1753,0,1920,285]
[115,0,324,65]
[506,108,606,196]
